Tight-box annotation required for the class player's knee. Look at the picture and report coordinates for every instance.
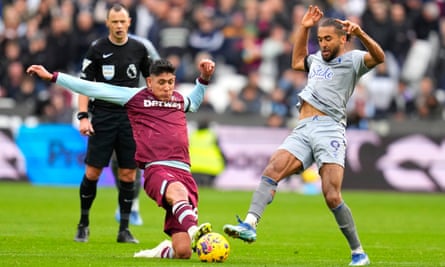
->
[323,190,342,208]
[173,244,192,259]
[118,168,137,182]
[85,166,102,180]
[165,182,188,205]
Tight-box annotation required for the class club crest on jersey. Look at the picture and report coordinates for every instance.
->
[127,64,137,79]
[102,65,115,80]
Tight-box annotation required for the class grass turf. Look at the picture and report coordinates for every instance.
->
[0,182,444,266]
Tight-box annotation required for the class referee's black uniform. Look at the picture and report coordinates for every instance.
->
[76,36,151,243]
[80,37,151,169]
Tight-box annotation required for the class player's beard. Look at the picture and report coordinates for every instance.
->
[322,46,340,62]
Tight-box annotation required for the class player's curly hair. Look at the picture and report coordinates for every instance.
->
[150,59,176,76]
[320,18,351,41]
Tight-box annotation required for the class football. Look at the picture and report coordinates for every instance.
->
[196,232,230,262]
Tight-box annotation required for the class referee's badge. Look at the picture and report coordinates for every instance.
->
[127,64,137,79]
[102,65,115,80]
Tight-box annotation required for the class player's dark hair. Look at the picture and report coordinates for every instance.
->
[319,18,351,41]
[107,3,129,18]
[150,59,176,76]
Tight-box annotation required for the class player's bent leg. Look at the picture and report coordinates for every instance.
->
[349,253,370,266]
[223,215,256,243]
[134,240,172,258]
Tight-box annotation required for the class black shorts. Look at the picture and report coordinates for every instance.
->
[85,107,137,169]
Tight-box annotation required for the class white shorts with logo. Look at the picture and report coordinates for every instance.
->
[278,115,346,170]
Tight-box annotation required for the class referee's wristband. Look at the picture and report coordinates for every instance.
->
[77,112,89,120]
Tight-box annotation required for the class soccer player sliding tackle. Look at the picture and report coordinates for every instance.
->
[27,58,218,259]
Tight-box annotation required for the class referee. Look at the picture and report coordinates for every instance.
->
[74,3,152,243]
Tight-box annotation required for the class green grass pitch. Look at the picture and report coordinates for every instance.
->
[1,182,444,266]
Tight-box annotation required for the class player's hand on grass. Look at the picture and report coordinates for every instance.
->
[199,59,215,81]
[26,65,53,81]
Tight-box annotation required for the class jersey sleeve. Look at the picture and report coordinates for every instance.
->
[55,72,140,106]
[352,50,369,77]
[183,78,209,112]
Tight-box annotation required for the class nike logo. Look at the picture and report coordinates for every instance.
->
[123,199,133,203]
[102,53,113,58]
[81,194,94,198]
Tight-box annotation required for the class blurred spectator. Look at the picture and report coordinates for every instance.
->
[227,71,266,114]
[361,0,393,52]
[412,1,441,41]
[239,27,262,75]
[131,0,156,39]
[14,75,38,117]
[45,14,74,72]
[279,69,306,117]
[259,24,288,92]
[188,7,225,59]
[0,39,22,94]
[3,61,25,99]
[147,0,175,49]
[220,11,245,69]
[72,10,102,71]
[436,19,445,90]
[388,78,417,121]
[415,76,442,119]
[346,83,372,129]
[1,4,26,41]
[265,112,286,128]
[389,2,415,68]
[154,6,191,58]
[263,86,288,118]
[401,1,442,85]
[39,85,74,123]
[361,58,399,120]
[214,0,240,30]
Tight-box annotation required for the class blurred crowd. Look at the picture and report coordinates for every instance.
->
[1,0,445,129]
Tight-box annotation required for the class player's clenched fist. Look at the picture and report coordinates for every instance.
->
[199,59,215,81]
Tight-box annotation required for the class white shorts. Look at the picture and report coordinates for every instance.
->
[278,115,346,170]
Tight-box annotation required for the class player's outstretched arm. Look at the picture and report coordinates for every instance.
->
[186,59,216,113]
[27,65,136,106]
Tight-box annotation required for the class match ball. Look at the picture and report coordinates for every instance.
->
[301,168,320,183]
[196,232,230,262]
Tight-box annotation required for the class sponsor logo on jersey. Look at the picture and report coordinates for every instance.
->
[144,99,182,109]
[102,65,115,80]
[127,64,137,79]
[102,53,113,58]
[308,64,334,80]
